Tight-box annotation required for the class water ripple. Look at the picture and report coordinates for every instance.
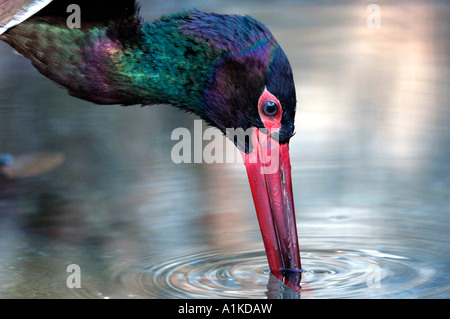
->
[111,238,448,298]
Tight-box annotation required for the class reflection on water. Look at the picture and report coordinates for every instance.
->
[0,0,449,298]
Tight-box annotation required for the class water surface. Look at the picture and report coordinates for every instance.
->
[0,0,449,298]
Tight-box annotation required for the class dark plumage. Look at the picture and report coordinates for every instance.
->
[0,0,301,279]
[1,0,296,144]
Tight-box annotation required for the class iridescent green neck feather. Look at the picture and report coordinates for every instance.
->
[1,7,296,139]
[3,11,222,110]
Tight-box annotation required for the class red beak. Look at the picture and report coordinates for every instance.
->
[241,128,301,275]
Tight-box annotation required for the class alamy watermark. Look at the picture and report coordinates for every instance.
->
[366,4,381,29]
[170,120,280,174]
[66,4,81,29]
[66,264,81,288]
[366,264,382,288]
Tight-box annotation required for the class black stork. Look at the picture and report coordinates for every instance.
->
[0,0,302,282]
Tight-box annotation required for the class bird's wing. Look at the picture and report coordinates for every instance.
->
[1,1,138,34]
[0,0,53,35]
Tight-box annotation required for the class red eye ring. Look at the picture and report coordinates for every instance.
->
[258,88,282,130]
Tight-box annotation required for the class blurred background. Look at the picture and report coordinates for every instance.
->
[0,0,449,298]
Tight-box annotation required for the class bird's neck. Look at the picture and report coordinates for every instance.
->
[2,13,223,114]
